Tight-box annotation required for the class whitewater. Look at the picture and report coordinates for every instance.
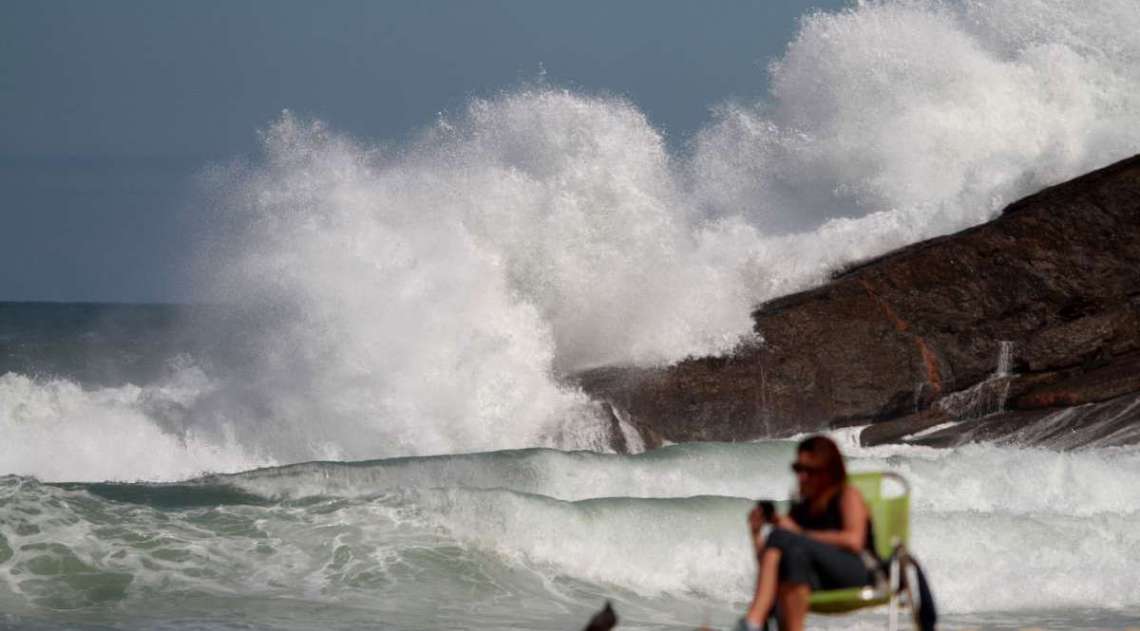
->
[4,0,1140,628]
[3,441,1140,628]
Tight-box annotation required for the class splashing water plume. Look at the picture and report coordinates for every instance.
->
[3,0,1140,479]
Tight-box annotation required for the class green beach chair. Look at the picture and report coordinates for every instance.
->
[807,471,913,631]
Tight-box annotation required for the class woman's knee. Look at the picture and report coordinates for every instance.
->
[772,543,813,586]
[778,543,809,573]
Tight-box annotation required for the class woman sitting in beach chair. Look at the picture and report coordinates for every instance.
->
[742,435,878,631]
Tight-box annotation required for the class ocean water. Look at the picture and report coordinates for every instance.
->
[5,0,1140,628]
[3,439,1140,629]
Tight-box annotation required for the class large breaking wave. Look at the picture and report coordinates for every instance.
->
[2,0,1140,480]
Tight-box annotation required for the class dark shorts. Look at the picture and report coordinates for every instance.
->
[764,528,872,591]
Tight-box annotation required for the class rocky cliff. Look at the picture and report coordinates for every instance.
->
[577,154,1140,450]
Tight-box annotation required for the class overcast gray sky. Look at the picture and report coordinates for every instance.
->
[1,0,845,302]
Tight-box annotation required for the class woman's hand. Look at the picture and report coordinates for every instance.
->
[748,506,768,552]
[748,505,763,535]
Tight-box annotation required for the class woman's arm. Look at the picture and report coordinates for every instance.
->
[786,486,868,553]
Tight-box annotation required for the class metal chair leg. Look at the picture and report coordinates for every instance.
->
[887,555,900,631]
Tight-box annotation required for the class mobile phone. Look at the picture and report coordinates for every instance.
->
[757,500,775,522]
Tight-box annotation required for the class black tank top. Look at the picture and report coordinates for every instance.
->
[790,486,877,556]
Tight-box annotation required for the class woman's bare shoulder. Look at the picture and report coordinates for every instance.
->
[842,483,867,505]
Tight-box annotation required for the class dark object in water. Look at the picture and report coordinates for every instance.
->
[903,553,937,631]
[583,601,618,631]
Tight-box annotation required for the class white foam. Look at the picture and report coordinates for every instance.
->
[220,440,1140,614]
[844,441,1140,516]
[418,479,1140,614]
[221,440,1140,517]
[4,441,1140,618]
[0,372,269,482]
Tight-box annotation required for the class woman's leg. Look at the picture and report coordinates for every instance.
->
[776,582,811,631]
[745,547,781,625]
[768,528,871,590]
[769,532,813,631]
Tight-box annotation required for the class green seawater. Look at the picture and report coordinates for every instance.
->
[3,441,1140,630]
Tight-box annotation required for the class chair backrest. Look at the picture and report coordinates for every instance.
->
[846,471,909,560]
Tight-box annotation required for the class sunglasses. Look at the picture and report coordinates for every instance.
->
[791,463,825,475]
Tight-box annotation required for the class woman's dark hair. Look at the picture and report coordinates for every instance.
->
[797,435,847,488]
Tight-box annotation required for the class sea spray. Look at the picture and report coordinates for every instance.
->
[1,0,1139,478]
[693,0,1140,233]
[0,371,266,482]
[184,0,1140,465]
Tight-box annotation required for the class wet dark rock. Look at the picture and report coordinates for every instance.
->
[859,408,953,447]
[906,391,1140,450]
[1011,350,1140,409]
[575,154,1140,450]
